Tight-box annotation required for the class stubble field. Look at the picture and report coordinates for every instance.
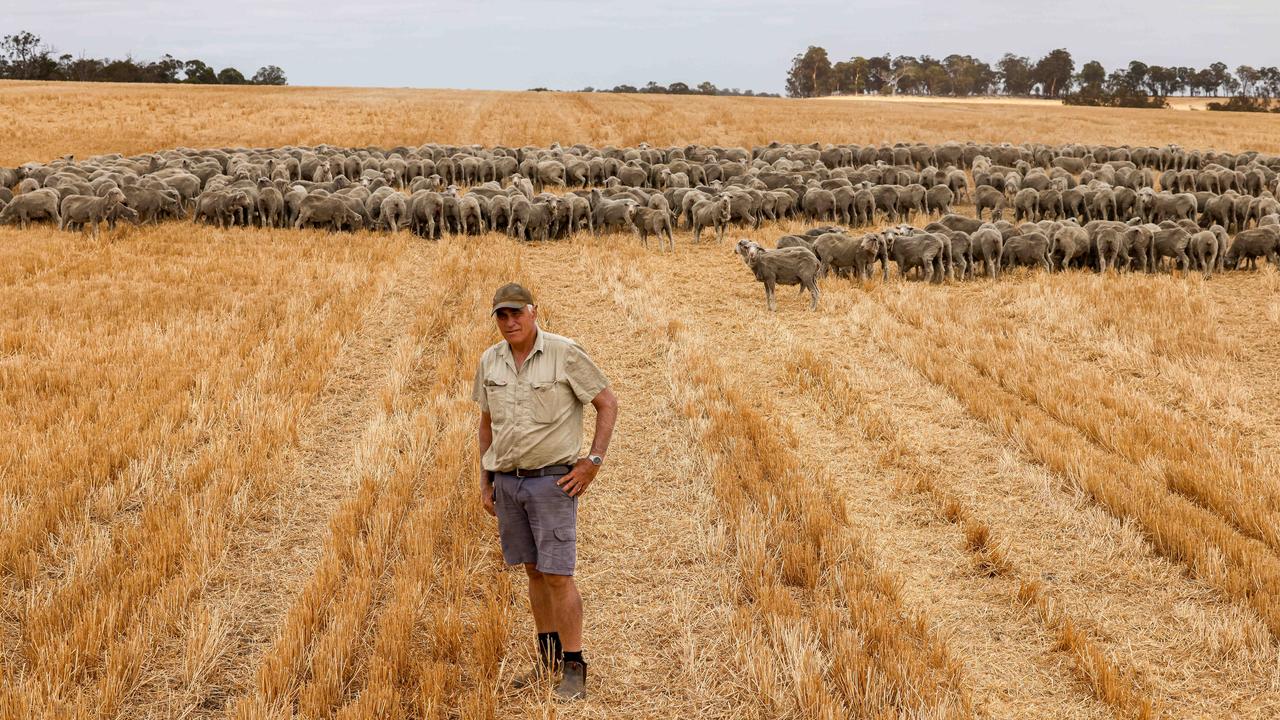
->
[2,82,1280,720]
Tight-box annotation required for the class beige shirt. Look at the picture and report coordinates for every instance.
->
[472,328,610,473]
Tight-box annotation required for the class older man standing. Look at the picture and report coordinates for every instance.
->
[472,282,618,701]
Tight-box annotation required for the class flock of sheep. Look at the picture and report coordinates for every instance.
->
[2,140,1279,309]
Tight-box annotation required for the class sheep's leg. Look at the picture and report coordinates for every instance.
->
[765,280,777,311]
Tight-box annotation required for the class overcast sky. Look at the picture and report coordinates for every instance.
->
[7,1,1277,93]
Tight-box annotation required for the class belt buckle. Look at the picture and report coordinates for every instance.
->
[515,467,533,478]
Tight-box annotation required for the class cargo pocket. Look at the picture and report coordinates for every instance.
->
[554,526,576,543]
[530,380,570,423]
[485,379,510,422]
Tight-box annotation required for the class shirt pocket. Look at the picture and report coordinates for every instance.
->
[484,379,510,423]
[530,379,572,424]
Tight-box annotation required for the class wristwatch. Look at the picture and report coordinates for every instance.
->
[588,454,604,466]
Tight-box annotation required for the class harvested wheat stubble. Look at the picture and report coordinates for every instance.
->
[490,239,741,719]
[614,232,1280,718]
[7,83,1280,719]
[0,225,400,718]
[784,346,1154,720]
[6,82,1280,167]
[867,284,1280,636]
[226,240,521,720]
[564,238,975,719]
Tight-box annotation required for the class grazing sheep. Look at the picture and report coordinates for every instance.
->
[0,188,62,229]
[295,194,362,232]
[59,188,127,238]
[379,193,409,232]
[734,238,820,311]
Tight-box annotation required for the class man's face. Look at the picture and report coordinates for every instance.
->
[495,304,537,346]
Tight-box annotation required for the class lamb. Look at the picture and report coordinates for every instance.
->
[734,238,820,311]
[59,188,127,238]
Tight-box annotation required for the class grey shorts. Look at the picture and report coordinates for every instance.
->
[493,472,578,575]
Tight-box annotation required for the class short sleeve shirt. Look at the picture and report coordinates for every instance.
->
[472,329,610,473]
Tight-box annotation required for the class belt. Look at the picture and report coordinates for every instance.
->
[499,464,573,478]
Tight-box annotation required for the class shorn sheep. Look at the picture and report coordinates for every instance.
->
[734,238,820,311]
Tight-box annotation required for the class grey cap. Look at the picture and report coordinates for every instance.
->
[491,282,534,315]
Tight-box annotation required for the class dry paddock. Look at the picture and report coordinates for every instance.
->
[2,82,1280,719]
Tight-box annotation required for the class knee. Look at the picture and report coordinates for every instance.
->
[524,563,545,582]
[540,572,573,591]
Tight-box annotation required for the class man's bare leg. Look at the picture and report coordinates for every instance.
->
[524,564,557,632]
[541,574,582,650]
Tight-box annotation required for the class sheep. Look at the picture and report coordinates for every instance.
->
[59,188,127,238]
[0,188,62,229]
[691,196,731,243]
[627,205,675,252]
[734,238,820,311]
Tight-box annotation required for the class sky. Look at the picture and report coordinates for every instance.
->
[7,1,1278,93]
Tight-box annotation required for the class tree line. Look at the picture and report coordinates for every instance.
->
[785,46,1280,111]
[0,30,287,85]
[529,81,780,98]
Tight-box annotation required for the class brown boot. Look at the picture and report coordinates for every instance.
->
[510,662,553,689]
[512,633,561,689]
[554,659,587,700]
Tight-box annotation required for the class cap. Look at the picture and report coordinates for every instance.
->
[491,282,534,315]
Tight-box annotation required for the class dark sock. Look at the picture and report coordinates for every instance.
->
[562,650,585,667]
[537,632,563,667]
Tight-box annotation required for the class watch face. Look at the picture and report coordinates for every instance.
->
[589,455,603,465]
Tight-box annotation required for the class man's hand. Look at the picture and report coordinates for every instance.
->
[557,458,599,498]
[481,477,496,517]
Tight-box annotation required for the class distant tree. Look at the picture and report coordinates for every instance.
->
[1032,48,1074,97]
[697,81,717,95]
[1,31,55,79]
[183,59,217,83]
[217,67,247,84]
[1076,60,1105,91]
[865,55,891,93]
[59,54,102,82]
[99,57,145,83]
[146,54,184,83]
[1191,68,1217,96]
[251,65,287,85]
[667,81,690,94]
[943,54,994,96]
[1208,62,1230,95]
[997,54,1033,95]
[785,45,832,98]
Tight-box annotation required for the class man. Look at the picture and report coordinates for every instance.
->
[472,282,619,701]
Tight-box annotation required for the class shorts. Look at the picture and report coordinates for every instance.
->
[493,472,578,575]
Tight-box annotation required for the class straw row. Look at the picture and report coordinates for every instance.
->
[584,243,975,719]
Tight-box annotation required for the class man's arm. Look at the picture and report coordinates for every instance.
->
[478,410,496,516]
[587,387,618,458]
[558,387,619,497]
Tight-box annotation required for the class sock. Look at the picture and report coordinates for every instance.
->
[562,650,585,667]
[537,632,563,667]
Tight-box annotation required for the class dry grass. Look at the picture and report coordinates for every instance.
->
[5,82,1280,168]
[4,83,1280,719]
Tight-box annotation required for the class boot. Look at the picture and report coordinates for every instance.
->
[554,659,587,700]
[511,633,561,689]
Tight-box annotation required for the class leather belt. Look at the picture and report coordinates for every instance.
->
[501,464,573,478]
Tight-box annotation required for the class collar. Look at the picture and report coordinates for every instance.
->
[501,326,544,368]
